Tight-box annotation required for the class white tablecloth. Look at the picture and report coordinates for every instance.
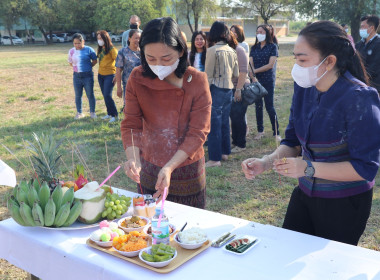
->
[1,189,380,280]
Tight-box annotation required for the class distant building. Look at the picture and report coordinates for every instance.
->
[0,18,44,42]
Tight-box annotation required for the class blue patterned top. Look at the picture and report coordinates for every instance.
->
[115,46,141,86]
[249,43,278,84]
[282,71,380,198]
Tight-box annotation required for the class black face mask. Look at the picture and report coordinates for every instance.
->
[130,24,138,29]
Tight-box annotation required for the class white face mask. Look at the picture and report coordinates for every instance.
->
[345,28,349,33]
[98,40,104,46]
[291,57,328,88]
[359,28,369,39]
[257,34,266,42]
[148,59,179,80]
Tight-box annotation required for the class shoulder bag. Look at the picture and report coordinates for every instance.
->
[241,62,268,106]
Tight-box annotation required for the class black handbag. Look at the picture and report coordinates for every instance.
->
[241,63,268,106]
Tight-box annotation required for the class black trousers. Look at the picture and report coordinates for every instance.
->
[283,186,373,245]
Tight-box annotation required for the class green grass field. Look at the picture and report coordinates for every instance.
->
[0,42,379,278]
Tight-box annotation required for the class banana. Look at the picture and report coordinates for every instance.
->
[19,180,29,194]
[51,186,63,214]
[16,186,28,205]
[44,197,56,227]
[27,186,39,207]
[33,178,41,194]
[19,202,36,226]
[8,198,27,226]
[32,202,45,226]
[62,200,83,227]
[54,202,71,227]
[38,182,50,210]
[12,185,17,197]
[61,187,74,207]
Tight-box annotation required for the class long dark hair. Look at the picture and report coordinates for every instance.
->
[139,17,188,79]
[231,25,245,43]
[208,21,230,47]
[268,24,279,47]
[299,21,369,85]
[253,24,273,46]
[96,30,113,56]
[189,31,206,67]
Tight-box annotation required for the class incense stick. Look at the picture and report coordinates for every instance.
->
[274,115,281,185]
[131,129,144,195]
[1,142,28,168]
[105,140,111,185]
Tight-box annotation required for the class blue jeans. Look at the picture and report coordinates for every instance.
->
[208,85,233,161]
[230,89,248,148]
[73,71,96,113]
[98,74,118,117]
[255,80,279,135]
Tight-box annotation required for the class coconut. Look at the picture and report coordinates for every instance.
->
[74,181,106,224]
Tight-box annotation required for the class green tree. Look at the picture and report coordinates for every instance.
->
[295,0,376,42]
[173,0,218,33]
[59,0,98,33]
[95,0,163,32]
[0,0,29,45]
[227,0,296,24]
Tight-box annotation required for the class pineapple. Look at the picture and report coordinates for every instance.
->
[25,132,63,191]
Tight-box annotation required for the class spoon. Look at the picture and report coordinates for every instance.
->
[177,222,187,242]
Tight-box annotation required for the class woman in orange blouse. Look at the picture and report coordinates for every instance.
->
[120,17,211,208]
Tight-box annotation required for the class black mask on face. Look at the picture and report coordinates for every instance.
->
[130,24,138,29]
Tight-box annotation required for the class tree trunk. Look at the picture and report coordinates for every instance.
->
[7,27,14,45]
[39,26,48,44]
[373,0,377,14]
[186,12,194,33]
[194,14,199,32]
[350,16,361,43]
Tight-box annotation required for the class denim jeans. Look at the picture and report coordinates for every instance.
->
[230,89,248,148]
[208,85,233,161]
[98,74,118,117]
[255,80,279,135]
[73,71,96,113]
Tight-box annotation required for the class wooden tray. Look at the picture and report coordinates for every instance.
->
[86,238,211,273]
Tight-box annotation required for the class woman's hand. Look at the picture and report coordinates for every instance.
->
[153,166,172,203]
[117,87,123,98]
[234,89,242,102]
[241,158,266,179]
[124,160,141,183]
[273,157,307,178]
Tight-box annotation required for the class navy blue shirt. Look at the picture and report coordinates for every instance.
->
[282,71,380,198]
[249,43,278,83]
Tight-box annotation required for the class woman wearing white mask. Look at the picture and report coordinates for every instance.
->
[120,17,212,208]
[249,24,280,141]
[96,30,118,122]
[242,21,380,245]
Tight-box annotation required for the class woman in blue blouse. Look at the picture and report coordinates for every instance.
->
[242,21,380,245]
[188,31,207,72]
[249,25,280,141]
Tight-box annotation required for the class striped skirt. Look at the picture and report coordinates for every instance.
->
[138,157,206,209]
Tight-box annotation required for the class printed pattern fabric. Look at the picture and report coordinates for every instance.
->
[115,46,141,86]
[250,43,278,83]
[68,46,97,73]
[139,157,206,209]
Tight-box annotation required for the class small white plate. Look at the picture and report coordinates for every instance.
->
[139,246,177,268]
[173,233,208,250]
[113,246,145,257]
[89,236,113,248]
[223,235,259,255]
[118,216,150,233]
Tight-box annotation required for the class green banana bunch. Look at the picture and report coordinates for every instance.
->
[38,182,50,210]
[54,202,71,227]
[19,202,36,226]
[61,188,74,206]
[32,178,40,194]
[16,186,28,205]
[51,186,63,213]
[27,185,39,207]
[7,196,27,226]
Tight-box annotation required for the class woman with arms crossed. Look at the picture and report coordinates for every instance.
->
[242,21,380,245]
[120,17,211,208]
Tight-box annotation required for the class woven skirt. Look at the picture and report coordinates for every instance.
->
[138,157,206,209]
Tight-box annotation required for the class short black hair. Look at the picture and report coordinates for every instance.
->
[139,17,188,79]
[254,24,273,46]
[208,21,230,47]
[72,33,84,42]
[127,29,141,46]
[360,15,380,30]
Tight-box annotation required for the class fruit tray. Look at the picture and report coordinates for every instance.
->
[86,238,211,273]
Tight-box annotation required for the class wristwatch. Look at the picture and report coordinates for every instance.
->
[304,160,315,178]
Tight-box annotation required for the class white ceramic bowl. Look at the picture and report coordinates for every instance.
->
[173,233,208,250]
[118,216,150,233]
[113,246,145,257]
[143,223,177,237]
[90,236,113,248]
[139,246,177,268]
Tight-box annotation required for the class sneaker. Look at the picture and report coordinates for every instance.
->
[231,146,246,153]
[254,132,265,140]
[109,117,118,123]
[101,115,111,120]
[74,113,85,119]
[274,135,282,142]
[90,112,97,119]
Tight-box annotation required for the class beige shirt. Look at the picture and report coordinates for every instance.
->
[205,42,239,89]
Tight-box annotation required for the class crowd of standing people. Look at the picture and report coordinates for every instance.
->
[66,15,380,247]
